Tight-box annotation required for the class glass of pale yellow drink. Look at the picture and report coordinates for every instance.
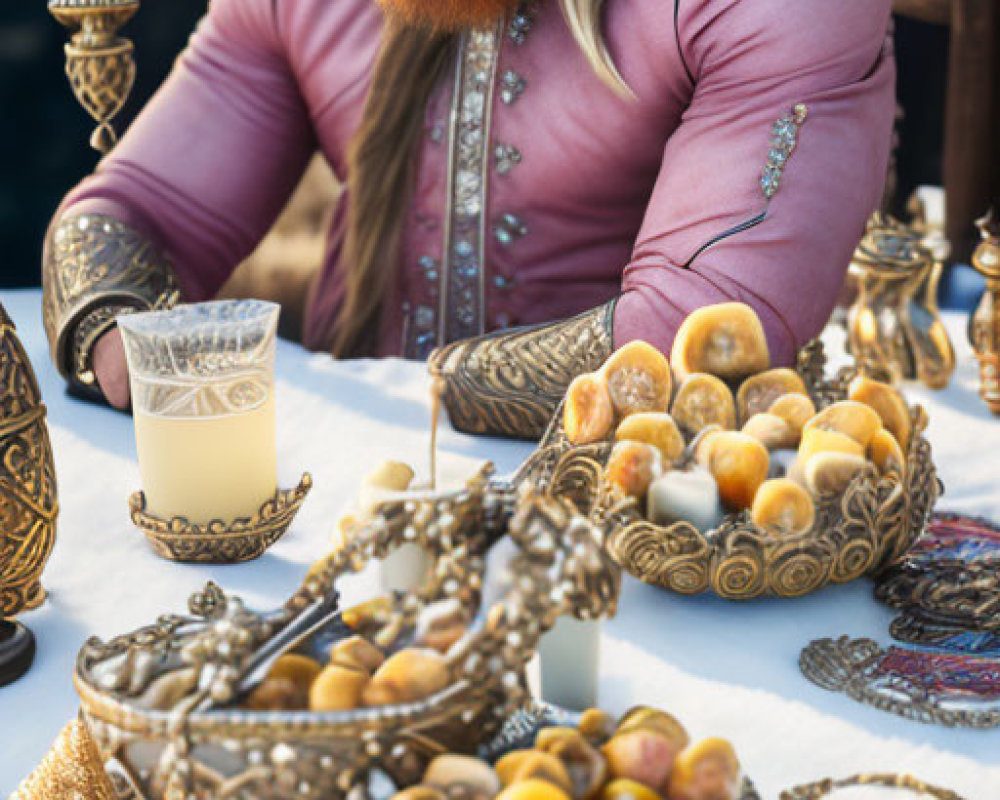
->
[118,300,280,524]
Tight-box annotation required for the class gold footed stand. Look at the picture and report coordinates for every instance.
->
[48,0,140,154]
[129,473,313,564]
[969,210,1000,414]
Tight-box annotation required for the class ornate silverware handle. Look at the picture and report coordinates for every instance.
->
[780,772,965,800]
[49,0,140,153]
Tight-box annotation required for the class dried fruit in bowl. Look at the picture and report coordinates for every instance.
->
[741,413,798,451]
[615,413,685,466]
[602,341,673,417]
[750,478,815,536]
[600,778,664,800]
[735,368,807,424]
[496,751,573,792]
[330,635,385,674]
[671,374,736,438]
[616,707,689,747]
[665,738,741,800]
[670,303,770,383]
[535,727,608,800]
[565,373,616,445]
[362,648,451,706]
[268,653,323,686]
[602,726,684,793]
[848,375,912,451]
[606,441,664,500]
[803,451,869,496]
[766,393,816,436]
[246,653,321,710]
[803,400,881,448]
[246,677,308,711]
[868,428,905,475]
[797,427,865,465]
[425,755,502,800]
[702,431,769,512]
[497,778,574,800]
[309,664,370,711]
[579,708,617,746]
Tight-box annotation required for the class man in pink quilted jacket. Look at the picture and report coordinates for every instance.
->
[43,0,894,437]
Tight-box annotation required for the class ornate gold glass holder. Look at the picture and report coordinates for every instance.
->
[518,340,940,601]
[780,773,964,800]
[68,464,619,799]
[0,305,58,686]
[846,213,955,389]
[128,473,313,564]
[969,210,1000,415]
[48,0,140,154]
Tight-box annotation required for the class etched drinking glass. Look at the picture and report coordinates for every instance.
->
[118,300,280,524]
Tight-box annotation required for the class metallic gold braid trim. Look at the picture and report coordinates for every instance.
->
[428,300,616,439]
[43,213,179,396]
[780,773,965,800]
[10,715,117,800]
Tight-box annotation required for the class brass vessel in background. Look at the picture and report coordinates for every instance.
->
[48,0,140,154]
[0,305,58,685]
[969,210,1000,415]
[847,213,955,389]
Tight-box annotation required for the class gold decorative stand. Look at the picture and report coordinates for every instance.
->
[0,306,58,686]
[847,214,955,389]
[969,210,1000,415]
[48,0,140,154]
[129,473,313,564]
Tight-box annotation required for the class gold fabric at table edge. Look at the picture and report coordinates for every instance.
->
[9,715,115,800]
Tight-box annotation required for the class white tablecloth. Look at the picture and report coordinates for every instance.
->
[1,288,998,798]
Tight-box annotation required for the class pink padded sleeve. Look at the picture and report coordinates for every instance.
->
[615,0,895,366]
[59,0,316,302]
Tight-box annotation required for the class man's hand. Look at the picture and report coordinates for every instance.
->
[93,328,131,410]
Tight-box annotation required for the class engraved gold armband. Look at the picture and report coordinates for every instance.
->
[428,300,616,439]
[42,214,179,397]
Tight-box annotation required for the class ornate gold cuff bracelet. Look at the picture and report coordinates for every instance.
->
[428,300,616,440]
[42,213,179,397]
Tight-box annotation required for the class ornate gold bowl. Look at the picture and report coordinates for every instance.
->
[72,465,619,799]
[520,342,940,600]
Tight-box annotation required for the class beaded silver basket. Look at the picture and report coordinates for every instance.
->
[520,342,941,600]
[72,464,620,799]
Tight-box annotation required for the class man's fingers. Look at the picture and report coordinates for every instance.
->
[93,328,131,410]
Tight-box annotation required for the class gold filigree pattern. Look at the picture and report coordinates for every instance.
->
[43,213,179,397]
[522,339,939,600]
[428,301,615,439]
[48,0,140,153]
[780,773,965,800]
[69,465,619,798]
[128,473,313,564]
[0,306,58,619]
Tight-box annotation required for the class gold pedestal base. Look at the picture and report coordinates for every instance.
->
[128,473,312,563]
